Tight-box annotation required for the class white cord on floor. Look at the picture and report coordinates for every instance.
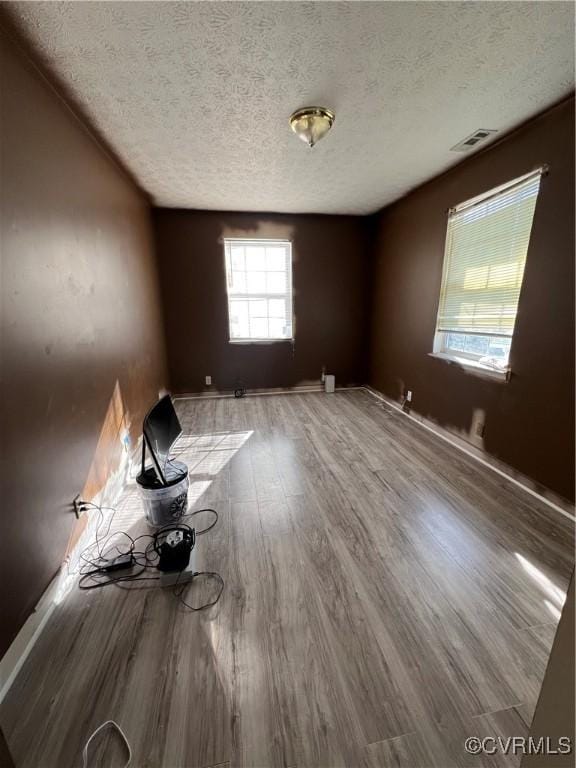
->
[82,720,131,767]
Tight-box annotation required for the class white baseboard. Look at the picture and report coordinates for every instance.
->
[174,385,364,401]
[0,578,59,704]
[363,385,575,524]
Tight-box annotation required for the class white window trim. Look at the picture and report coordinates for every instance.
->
[449,165,547,215]
[432,330,511,380]
[224,238,294,344]
[228,338,293,345]
[428,352,510,381]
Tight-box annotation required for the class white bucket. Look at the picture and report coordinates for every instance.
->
[137,473,189,527]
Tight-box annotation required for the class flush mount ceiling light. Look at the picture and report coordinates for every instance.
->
[289,106,335,147]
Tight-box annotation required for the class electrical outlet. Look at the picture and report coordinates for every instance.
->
[72,494,83,519]
[205,375,212,386]
[406,390,413,402]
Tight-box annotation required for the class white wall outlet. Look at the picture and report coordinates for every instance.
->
[406,390,413,402]
[205,375,212,386]
[471,408,486,440]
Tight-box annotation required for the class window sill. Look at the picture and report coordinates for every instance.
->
[428,352,510,382]
[228,338,293,345]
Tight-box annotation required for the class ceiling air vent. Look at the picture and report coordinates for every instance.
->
[450,128,498,152]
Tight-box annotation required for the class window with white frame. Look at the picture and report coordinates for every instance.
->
[224,239,293,342]
[433,168,544,375]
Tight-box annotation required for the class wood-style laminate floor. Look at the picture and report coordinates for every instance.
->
[1,391,574,768]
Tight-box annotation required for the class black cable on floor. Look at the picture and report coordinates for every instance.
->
[173,570,224,612]
[74,505,223,611]
[182,508,218,535]
[78,569,159,590]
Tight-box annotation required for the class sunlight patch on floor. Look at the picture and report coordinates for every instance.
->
[515,552,567,608]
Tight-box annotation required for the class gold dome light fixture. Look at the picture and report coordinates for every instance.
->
[289,106,335,147]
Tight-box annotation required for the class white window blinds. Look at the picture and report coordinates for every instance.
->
[436,170,543,337]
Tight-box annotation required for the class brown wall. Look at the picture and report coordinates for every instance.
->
[368,98,575,502]
[154,210,371,393]
[0,30,167,655]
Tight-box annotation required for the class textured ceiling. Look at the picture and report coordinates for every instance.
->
[5,1,575,215]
